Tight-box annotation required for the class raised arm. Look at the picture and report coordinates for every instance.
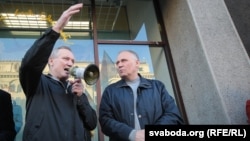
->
[19,3,83,96]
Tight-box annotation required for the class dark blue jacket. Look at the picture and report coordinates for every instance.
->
[99,74,183,141]
[19,28,97,141]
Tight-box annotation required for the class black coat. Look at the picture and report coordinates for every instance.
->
[0,89,17,141]
[19,28,97,141]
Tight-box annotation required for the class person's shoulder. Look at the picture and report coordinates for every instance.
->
[142,77,164,85]
[152,79,164,84]
[106,80,121,88]
[0,90,11,103]
[0,89,11,96]
[104,79,124,91]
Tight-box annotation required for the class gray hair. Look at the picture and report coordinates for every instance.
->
[118,50,139,60]
[50,46,72,58]
[48,46,72,68]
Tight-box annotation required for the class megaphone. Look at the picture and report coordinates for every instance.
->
[70,64,100,85]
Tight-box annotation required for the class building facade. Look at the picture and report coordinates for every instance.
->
[0,0,250,141]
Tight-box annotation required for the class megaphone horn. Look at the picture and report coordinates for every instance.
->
[70,64,100,85]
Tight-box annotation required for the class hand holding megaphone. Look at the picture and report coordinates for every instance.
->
[70,79,84,97]
[69,64,100,85]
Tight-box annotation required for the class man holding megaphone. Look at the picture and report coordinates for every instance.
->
[19,3,97,141]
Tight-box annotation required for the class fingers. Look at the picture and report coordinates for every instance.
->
[69,78,81,85]
[71,79,84,96]
[64,3,83,18]
[52,3,83,32]
[135,130,145,141]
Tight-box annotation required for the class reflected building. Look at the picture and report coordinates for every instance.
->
[0,60,154,104]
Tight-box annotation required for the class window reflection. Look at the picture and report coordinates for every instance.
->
[98,44,155,93]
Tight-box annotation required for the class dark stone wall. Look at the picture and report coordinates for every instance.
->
[224,0,250,58]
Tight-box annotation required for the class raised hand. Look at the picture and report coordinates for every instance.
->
[52,3,83,32]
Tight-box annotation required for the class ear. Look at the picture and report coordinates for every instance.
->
[135,59,140,67]
[48,57,53,66]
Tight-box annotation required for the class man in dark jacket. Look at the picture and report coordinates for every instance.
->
[99,50,183,141]
[0,89,17,141]
[19,3,97,141]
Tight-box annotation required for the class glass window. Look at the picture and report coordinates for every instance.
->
[99,44,154,92]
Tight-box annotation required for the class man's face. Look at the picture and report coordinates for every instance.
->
[49,49,75,81]
[115,51,139,80]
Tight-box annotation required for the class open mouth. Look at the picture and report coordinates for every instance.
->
[64,68,70,74]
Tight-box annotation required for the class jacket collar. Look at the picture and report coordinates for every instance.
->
[46,73,70,88]
[116,73,151,88]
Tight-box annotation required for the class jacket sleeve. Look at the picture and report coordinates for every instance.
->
[99,88,133,141]
[154,81,184,125]
[76,94,97,130]
[19,28,60,97]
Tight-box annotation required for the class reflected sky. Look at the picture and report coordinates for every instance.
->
[0,24,153,72]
